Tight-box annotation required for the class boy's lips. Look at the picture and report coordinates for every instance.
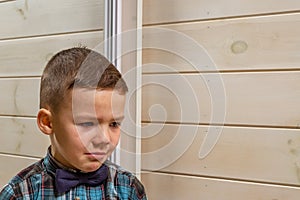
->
[85,152,107,160]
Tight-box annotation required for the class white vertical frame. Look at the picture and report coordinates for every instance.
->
[104,0,122,71]
[104,0,122,165]
[135,0,143,179]
[104,0,142,177]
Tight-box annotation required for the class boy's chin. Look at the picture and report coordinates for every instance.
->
[80,162,104,173]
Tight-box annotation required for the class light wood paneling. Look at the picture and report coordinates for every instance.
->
[142,71,300,127]
[0,78,39,116]
[142,1,300,199]
[0,154,39,188]
[0,0,103,40]
[0,31,103,77]
[143,0,300,25]
[0,117,49,157]
[0,0,105,192]
[141,172,300,200]
[142,124,300,185]
[143,13,300,73]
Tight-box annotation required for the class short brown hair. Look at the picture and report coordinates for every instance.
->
[40,47,128,112]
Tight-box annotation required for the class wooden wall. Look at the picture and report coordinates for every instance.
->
[141,0,300,199]
[0,0,104,187]
[1,1,300,198]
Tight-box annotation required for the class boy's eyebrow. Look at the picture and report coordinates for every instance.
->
[113,116,125,121]
[73,114,125,121]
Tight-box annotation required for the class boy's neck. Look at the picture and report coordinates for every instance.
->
[48,147,83,173]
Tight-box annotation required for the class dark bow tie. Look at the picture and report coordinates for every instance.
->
[55,164,108,193]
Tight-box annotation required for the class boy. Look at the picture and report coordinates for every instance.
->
[0,47,147,199]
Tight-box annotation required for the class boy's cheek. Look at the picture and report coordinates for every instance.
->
[76,131,95,145]
[111,134,121,146]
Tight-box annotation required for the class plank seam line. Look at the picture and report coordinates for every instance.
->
[0,115,36,118]
[0,76,41,79]
[0,0,15,4]
[141,170,300,188]
[0,29,103,42]
[143,10,300,27]
[0,152,42,159]
[142,68,300,75]
[141,121,300,130]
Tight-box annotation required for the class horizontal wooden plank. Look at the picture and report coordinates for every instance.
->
[142,124,300,185]
[143,0,300,25]
[0,78,39,116]
[141,172,300,200]
[143,13,300,72]
[0,31,103,77]
[0,0,103,39]
[142,71,300,127]
[0,116,49,157]
[4,71,299,125]
[0,154,39,188]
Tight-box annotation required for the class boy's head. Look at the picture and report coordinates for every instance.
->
[37,47,128,172]
[40,47,128,113]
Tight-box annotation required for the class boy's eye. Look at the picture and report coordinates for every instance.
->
[110,122,121,128]
[77,122,95,127]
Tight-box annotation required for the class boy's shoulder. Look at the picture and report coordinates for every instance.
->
[105,160,142,179]
[105,160,147,199]
[0,159,46,198]
[105,160,136,181]
[7,158,45,187]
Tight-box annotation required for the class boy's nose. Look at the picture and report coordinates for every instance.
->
[93,125,110,145]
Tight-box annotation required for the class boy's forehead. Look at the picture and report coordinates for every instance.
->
[70,88,126,112]
[70,87,126,100]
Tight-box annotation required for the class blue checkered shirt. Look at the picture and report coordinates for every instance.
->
[0,151,147,200]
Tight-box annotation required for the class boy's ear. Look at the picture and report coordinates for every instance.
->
[37,108,53,135]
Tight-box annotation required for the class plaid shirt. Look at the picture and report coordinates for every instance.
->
[0,151,147,200]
